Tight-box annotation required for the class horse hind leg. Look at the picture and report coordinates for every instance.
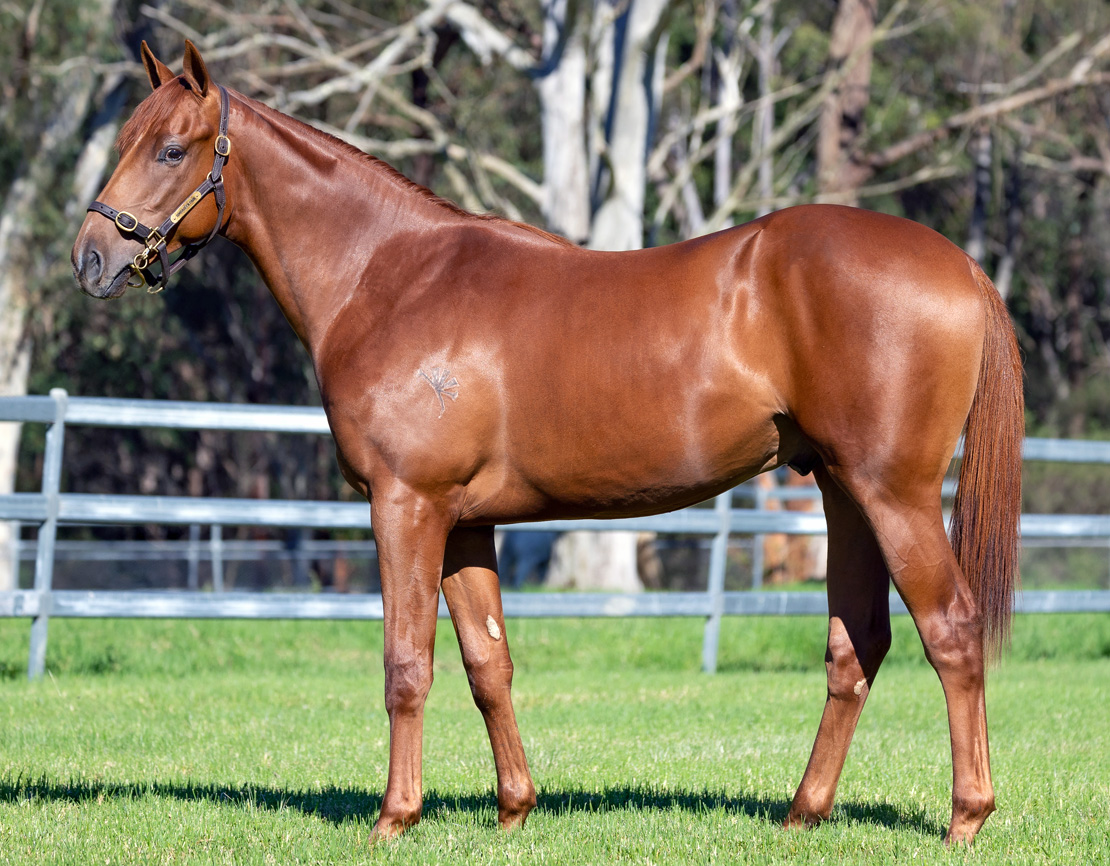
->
[786,463,892,829]
[440,526,537,829]
[830,468,995,844]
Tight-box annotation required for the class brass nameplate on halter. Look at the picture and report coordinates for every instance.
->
[170,190,204,225]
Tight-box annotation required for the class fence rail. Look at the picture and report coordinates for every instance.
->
[2,390,1109,679]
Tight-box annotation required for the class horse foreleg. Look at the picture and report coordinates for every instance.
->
[370,493,449,840]
[786,465,892,829]
[441,527,536,830]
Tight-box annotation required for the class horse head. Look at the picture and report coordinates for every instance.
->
[72,40,231,298]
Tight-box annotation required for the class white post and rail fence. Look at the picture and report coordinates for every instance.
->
[2,390,1109,679]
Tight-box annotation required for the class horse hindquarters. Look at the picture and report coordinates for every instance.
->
[787,259,1022,844]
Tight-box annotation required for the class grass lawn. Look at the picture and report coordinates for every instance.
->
[0,613,1107,864]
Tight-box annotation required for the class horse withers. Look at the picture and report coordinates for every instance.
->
[72,41,1023,845]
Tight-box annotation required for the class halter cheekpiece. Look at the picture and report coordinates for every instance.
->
[87,84,231,293]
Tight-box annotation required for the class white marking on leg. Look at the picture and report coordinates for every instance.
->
[486,615,501,641]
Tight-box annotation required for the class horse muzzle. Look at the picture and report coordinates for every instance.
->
[71,235,136,300]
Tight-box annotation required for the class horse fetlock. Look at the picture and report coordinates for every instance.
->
[497,783,536,831]
[785,785,835,830]
[946,791,995,844]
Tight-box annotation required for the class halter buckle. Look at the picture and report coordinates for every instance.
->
[215,135,231,158]
[115,211,139,232]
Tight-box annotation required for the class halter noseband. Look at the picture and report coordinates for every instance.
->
[87,84,231,293]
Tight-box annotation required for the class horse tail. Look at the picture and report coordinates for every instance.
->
[948,257,1024,659]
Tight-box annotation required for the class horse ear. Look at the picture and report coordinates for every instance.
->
[141,41,174,91]
[181,39,211,97]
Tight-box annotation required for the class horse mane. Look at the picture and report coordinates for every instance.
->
[290,115,575,248]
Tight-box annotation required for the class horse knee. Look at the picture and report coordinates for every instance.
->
[825,617,888,701]
[466,653,514,712]
[384,652,434,716]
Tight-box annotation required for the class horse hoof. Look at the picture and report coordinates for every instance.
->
[497,799,535,831]
[369,813,419,842]
[499,811,528,832]
[783,810,823,830]
[944,817,986,846]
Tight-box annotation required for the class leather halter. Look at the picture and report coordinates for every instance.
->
[87,84,231,293]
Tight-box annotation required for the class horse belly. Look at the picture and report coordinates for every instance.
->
[494,362,783,521]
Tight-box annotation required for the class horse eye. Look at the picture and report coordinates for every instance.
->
[162,146,185,164]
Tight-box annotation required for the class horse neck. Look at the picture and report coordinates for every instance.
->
[221,94,449,352]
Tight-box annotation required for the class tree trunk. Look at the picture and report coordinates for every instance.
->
[536,0,591,242]
[816,0,875,203]
[545,0,670,591]
[0,0,122,589]
[0,67,107,589]
[965,125,992,262]
[993,140,1025,301]
[752,1,775,217]
[588,0,671,251]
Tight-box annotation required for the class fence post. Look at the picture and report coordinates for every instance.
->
[187,524,201,590]
[752,482,767,590]
[211,524,224,591]
[7,520,19,589]
[28,388,67,680]
[701,490,733,674]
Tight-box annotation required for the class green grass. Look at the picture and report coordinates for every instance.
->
[0,614,1107,864]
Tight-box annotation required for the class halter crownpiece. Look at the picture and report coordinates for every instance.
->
[87,84,232,293]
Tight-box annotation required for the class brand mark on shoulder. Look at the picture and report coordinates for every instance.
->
[418,367,460,415]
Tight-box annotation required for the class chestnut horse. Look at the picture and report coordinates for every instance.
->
[72,42,1023,845]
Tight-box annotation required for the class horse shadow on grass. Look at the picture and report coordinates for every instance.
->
[0,775,945,837]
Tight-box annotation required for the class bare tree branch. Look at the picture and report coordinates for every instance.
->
[864,71,1110,173]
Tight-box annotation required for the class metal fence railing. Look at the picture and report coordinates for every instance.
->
[2,389,1109,679]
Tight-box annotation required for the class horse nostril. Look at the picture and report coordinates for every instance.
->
[76,244,103,284]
